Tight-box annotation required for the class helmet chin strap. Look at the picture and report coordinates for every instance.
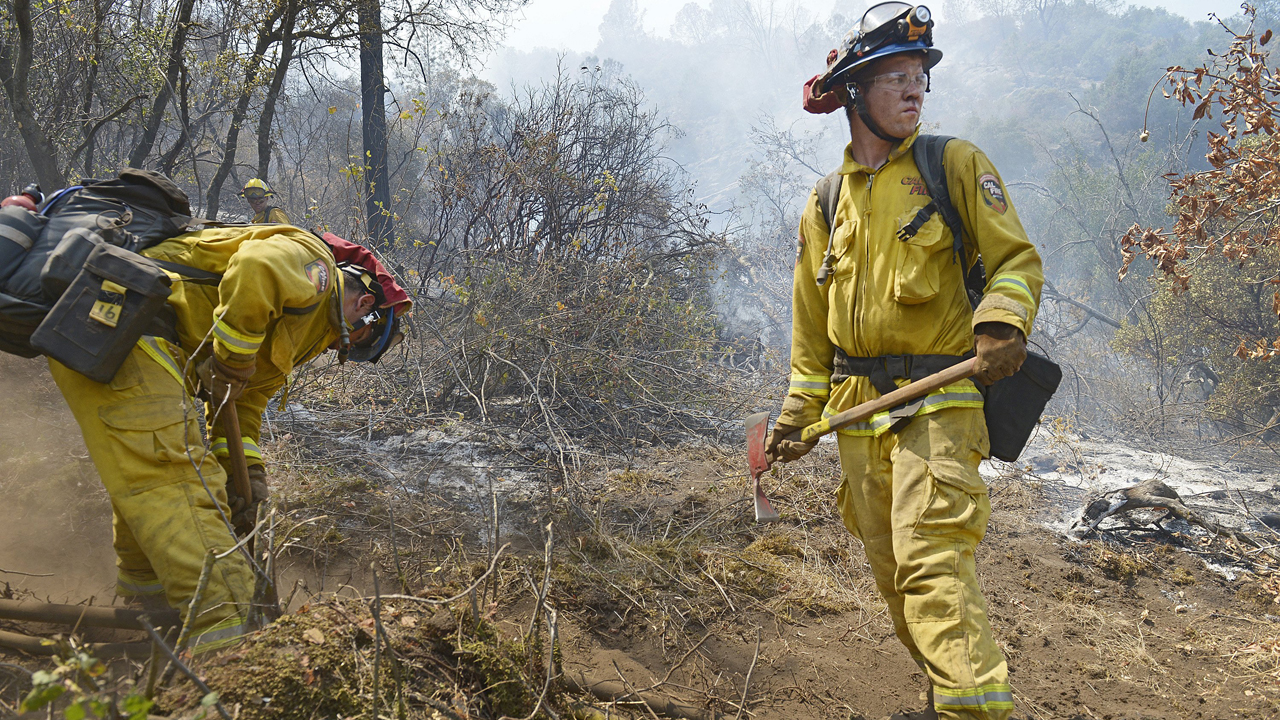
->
[849,83,910,142]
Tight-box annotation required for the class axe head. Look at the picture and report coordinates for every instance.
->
[744,411,780,523]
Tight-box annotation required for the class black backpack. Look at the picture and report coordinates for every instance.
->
[0,169,210,360]
[812,135,1061,462]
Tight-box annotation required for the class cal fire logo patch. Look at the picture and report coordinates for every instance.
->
[978,173,1007,214]
[304,260,329,294]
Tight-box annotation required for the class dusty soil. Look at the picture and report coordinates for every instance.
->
[537,445,1280,720]
[1,354,1279,718]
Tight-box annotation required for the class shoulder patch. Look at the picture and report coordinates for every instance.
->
[304,260,329,294]
[978,173,1007,214]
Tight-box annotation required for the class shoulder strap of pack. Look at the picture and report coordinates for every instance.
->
[910,134,986,309]
[912,135,963,257]
[813,170,843,286]
[149,258,222,286]
[815,170,842,232]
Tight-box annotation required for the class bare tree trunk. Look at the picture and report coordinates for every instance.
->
[158,63,191,176]
[256,3,297,180]
[359,0,393,248]
[77,0,113,177]
[0,0,66,190]
[127,0,197,168]
[205,16,281,219]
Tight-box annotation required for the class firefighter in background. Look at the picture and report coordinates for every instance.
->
[239,178,291,224]
[49,226,410,653]
[769,3,1043,718]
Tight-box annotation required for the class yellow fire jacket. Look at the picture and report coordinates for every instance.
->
[141,225,341,463]
[778,129,1044,436]
[252,206,292,224]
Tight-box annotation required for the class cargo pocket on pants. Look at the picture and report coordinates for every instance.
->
[99,395,202,495]
[912,457,990,545]
[835,473,864,542]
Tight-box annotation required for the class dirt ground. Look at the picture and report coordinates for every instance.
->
[537,446,1280,720]
[1,353,1279,719]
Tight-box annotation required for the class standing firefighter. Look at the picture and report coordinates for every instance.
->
[769,4,1042,718]
[239,178,292,224]
[49,222,409,653]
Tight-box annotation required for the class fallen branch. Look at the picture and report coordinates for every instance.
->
[0,599,180,631]
[562,669,719,720]
[1070,478,1278,560]
[0,629,149,660]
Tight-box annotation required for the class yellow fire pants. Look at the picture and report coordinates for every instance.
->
[49,337,254,654]
[835,406,1012,719]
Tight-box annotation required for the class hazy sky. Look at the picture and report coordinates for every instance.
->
[498,0,1247,53]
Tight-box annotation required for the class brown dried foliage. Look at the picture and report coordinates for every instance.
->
[1120,7,1280,359]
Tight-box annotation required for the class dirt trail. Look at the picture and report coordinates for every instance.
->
[545,447,1280,719]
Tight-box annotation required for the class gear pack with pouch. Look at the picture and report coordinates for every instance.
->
[0,169,202,376]
[31,243,174,382]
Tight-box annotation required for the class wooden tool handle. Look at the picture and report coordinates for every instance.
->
[218,401,253,505]
[793,358,977,444]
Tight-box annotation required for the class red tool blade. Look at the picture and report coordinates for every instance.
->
[745,412,780,523]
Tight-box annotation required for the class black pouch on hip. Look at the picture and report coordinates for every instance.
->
[31,243,172,383]
[981,351,1062,462]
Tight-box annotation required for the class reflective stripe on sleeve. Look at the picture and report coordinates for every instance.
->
[990,275,1036,308]
[212,436,260,461]
[934,684,1015,712]
[789,373,831,397]
[213,319,264,355]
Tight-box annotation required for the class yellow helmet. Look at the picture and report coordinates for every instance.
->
[238,178,274,200]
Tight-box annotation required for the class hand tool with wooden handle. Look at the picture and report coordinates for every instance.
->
[217,400,253,509]
[745,357,977,522]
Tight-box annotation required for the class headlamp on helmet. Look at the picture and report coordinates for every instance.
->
[825,3,941,90]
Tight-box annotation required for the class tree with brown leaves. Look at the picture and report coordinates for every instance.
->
[1121,5,1280,362]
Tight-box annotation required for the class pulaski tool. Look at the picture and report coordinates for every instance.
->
[217,400,254,512]
[745,357,977,522]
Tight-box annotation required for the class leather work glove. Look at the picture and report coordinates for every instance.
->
[973,322,1027,386]
[802,73,846,115]
[226,464,269,536]
[197,356,254,406]
[766,421,818,465]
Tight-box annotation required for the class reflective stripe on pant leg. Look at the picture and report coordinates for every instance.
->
[888,407,1011,720]
[191,614,252,655]
[116,576,165,596]
[934,685,1014,713]
[836,431,924,662]
[111,500,164,597]
[49,341,254,653]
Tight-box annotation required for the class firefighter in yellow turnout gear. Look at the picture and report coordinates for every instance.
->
[771,4,1043,718]
[239,178,291,224]
[49,224,409,653]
